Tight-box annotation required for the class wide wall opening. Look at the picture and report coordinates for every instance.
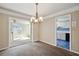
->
[9,18,31,47]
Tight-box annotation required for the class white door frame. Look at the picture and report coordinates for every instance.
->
[9,17,32,47]
[55,14,72,51]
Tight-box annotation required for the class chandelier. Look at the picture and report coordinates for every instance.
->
[31,3,43,23]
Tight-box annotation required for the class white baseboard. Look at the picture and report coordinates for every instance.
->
[0,47,9,51]
[55,45,79,55]
[0,41,79,55]
[71,50,79,54]
[40,40,79,55]
[39,40,53,45]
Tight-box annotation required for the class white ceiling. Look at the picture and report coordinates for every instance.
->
[0,3,79,17]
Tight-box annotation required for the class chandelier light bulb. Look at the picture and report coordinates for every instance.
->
[39,17,43,22]
[34,19,38,22]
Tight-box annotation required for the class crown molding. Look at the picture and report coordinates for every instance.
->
[0,5,79,20]
[44,5,79,19]
[0,7,32,20]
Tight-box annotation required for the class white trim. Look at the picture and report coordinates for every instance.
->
[40,40,79,55]
[0,47,9,51]
[69,15,72,49]
[28,22,32,41]
[54,44,79,55]
[55,14,71,51]
[55,17,57,46]
[0,7,31,20]
[44,5,79,19]
[40,40,55,46]
[1,5,79,20]
[71,50,79,55]
[31,23,34,42]
[8,18,32,47]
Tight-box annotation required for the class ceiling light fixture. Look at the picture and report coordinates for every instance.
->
[31,3,43,23]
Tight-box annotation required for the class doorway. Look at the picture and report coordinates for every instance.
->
[9,18,31,47]
[56,15,71,50]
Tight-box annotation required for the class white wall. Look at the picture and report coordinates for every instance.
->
[32,23,39,41]
[71,11,79,53]
[39,18,56,45]
[0,6,79,54]
[0,14,9,50]
[0,12,40,50]
[39,11,79,54]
